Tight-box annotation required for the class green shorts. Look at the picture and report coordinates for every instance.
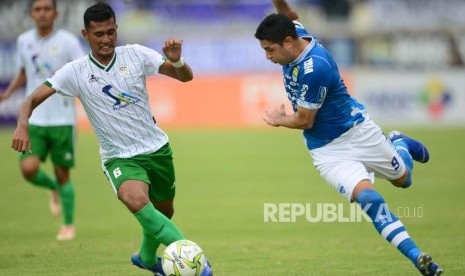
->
[103,143,176,201]
[20,124,75,168]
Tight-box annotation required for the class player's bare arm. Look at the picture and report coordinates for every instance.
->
[11,84,56,153]
[159,38,193,82]
[264,104,316,129]
[0,68,26,102]
[272,0,299,20]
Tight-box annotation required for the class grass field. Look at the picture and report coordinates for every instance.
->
[0,127,464,275]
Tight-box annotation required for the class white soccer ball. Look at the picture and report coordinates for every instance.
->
[162,240,207,276]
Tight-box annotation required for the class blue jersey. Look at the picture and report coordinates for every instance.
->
[282,21,366,150]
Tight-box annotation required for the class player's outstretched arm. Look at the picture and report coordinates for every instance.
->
[272,0,299,20]
[159,38,193,82]
[11,84,56,153]
[263,104,317,129]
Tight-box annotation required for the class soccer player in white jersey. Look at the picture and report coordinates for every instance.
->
[255,0,443,275]
[11,2,212,276]
[0,0,84,241]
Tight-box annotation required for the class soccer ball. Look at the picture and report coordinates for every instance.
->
[162,240,207,276]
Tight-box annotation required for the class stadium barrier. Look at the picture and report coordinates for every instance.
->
[75,70,464,130]
[76,73,294,130]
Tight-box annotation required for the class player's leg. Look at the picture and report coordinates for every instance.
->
[19,125,60,215]
[388,130,430,188]
[352,182,422,264]
[118,180,183,273]
[351,123,442,274]
[312,133,420,265]
[129,199,174,275]
[135,199,174,267]
[312,121,442,274]
[142,143,183,266]
[104,156,184,274]
[20,156,61,216]
[49,126,76,240]
[389,131,429,163]
[353,184,442,275]
[20,156,56,188]
[153,200,174,219]
[149,150,214,276]
[53,165,75,240]
[318,156,424,269]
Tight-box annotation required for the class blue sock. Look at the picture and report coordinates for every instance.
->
[357,189,421,266]
[392,140,413,188]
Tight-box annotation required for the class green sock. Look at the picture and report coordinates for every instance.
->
[139,230,161,266]
[58,181,75,225]
[134,203,184,265]
[29,170,58,190]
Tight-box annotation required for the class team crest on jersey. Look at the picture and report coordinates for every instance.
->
[304,58,314,74]
[101,84,140,110]
[49,45,59,55]
[292,66,299,82]
[118,66,128,76]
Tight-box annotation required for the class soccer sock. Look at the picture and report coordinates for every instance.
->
[28,170,59,190]
[357,189,421,266]
[58,181,75,225]
[139,230,161,266]
[134,203,184,265]
[392,140,413,188]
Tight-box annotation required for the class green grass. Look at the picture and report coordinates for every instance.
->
[0,127,464,275]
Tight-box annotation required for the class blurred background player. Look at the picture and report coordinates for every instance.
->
[11,2,212,275]
[255,0,443,275]
[0,0,84,241]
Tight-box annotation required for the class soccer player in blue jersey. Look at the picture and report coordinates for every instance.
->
[255,0,443,275]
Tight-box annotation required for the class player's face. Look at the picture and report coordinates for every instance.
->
[30,0,57,30]
[82,18,118,63]
[259,39,292,65]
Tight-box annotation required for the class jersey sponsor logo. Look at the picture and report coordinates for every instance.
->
[317,86,327,104]
[304,58,314,74]
[292,66,299,82]
[299,85,309,101]
[31,54,53,77]
[101,84,141,110]
[118,66,128,77]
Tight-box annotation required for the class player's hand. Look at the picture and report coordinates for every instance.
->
[263,104,287,127]
[162,38,183,63]
[11,123,31,154]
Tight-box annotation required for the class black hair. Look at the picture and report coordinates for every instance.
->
[29,0,57,10]
[83,2,116,29]
[255,13,297,45]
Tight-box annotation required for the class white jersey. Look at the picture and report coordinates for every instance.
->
[46,44,169,162]
[17,29,85,126]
